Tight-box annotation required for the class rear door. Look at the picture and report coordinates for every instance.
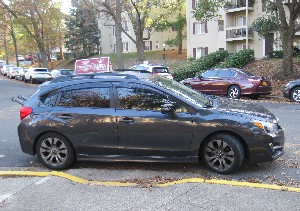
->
[50,83,118,156]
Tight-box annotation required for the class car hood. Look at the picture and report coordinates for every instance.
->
[215,97,277,122]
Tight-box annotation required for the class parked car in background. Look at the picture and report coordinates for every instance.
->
[13,73,284,174]
[49,55,57,61]
[15,68,28,81]
[282,79,300,102]
[17,55,25,61]
[131,64,173,80]
[7,67,23,79]
[0,60,5,73]
[24,67,52,83]
[25,55,35,61]
[1,65,14,76]
[181,68,272,99]
[51,69,74,78]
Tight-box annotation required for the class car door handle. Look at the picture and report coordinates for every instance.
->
[118,117,135,124]
[57,114,73,120]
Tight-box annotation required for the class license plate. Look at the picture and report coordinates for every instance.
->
[262,81,267,86]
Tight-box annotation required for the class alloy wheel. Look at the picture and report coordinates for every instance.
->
[204,139,235,172]
[292,88,300,102]
[39,137,68,167]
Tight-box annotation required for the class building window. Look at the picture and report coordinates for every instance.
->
[144,41,152,51]
[236,44,250,51]
[123,42,129,52]
[156,41,159,49]
[123,21,129,31]
[193,47,208,59]
[235,16,246,27]
[218,20,224,31]
[194,22,207,34]
[262,0,267,11]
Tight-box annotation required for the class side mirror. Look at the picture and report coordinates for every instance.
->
[161,103,175,114]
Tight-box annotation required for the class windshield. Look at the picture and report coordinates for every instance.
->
[152,77,210,107]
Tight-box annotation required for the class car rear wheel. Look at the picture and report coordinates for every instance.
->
[201,134,245,174]
[291,87,300,102]
[36,133,75,170]
[228,85,241,99]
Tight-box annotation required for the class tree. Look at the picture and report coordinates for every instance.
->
[193,0,300,75]
[65,1,100,58]
[0,0,65,68]
[87,0,185,61]
[252,1,300,76]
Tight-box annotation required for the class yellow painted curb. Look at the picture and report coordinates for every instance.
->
[0,171,299,193]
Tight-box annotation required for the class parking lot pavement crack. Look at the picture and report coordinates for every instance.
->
[0,177,44,208]
[153,183,201,211]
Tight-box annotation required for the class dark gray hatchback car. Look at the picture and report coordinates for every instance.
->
[13,73,285,174]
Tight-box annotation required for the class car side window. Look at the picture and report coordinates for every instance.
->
[116,87,189,113]
[217,70,235,78]
[58,87,110,108]
[40,90,59,107]
[201,70,218,78]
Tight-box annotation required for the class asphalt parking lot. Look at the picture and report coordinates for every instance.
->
[0,75,299,210]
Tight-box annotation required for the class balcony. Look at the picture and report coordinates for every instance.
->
[225,0,254,13]
[226,27,253,41]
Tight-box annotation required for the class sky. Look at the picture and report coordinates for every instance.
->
[61,0,72,13]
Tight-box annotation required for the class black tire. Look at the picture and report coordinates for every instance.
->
[200,134,245,174]
[24,77,28,83]
[30,77,33,84]
[36,133,75,170]
[291,87,300,102]
[227,85,241,99]
[185,84,193,89]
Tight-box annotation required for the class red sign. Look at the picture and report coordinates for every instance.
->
[75,57,112,74]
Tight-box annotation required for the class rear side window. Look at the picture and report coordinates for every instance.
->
[40,90,59,107]
[58,87,110,108]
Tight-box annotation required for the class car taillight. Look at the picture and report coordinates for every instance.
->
[248,78,261,85]
[20,106,32,120]
[153,72,158,75]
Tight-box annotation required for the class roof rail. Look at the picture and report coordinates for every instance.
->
[49,73,140,83]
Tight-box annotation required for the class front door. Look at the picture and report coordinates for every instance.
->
[114,85,194,158]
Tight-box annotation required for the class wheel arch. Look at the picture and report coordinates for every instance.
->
[198,130,249,161]
[290,85,300,100]
[33,131,76,156]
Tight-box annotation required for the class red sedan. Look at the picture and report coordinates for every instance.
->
[181,68,272,99]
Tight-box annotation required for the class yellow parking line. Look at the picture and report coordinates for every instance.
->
[0,171,299,192]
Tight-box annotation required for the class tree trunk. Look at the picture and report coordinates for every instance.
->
[178,27,183,55]
[115,0,124,69]
[136,35,145,61]
[281,34,294,76]
[11,30,19,67]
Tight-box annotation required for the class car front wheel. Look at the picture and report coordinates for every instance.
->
[201,134,245,174]
[228,85,241,99]
[291,87,300,102]
[36,133,75,170]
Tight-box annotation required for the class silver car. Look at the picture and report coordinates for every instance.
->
[8,67,23,79]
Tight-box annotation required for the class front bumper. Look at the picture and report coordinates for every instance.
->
[248,129,285,163]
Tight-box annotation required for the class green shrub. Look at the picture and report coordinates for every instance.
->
[173,50,229,81]
[218,49,255,68]
[268,50,283,59]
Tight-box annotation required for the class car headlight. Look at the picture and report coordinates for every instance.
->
[252,121,279,134]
